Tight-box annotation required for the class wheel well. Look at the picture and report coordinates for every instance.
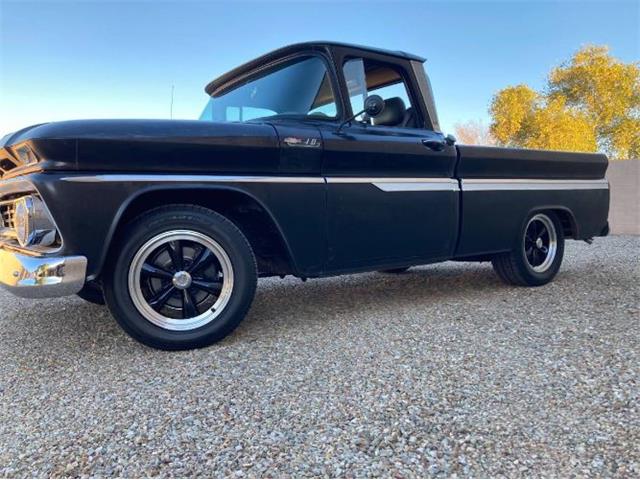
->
[111,188,295,277]
[544,208,578,239]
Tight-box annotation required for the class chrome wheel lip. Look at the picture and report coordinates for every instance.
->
[524,213,557,273]
[128,230,234,331]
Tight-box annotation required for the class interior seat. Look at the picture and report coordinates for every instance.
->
[402,107,418,128]
[373,97,406,127]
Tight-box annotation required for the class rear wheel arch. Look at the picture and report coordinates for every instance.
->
[102,186,298,279]
[523,205,578,240]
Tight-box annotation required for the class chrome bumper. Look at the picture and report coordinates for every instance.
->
[0,245,87,298]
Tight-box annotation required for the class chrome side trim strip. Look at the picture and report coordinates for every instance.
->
[462,178,609,191]
[58,174,608,192]
[374,180,458,192]
[62,174,325,184]
[327,177,455,183]
[327,177,459,192]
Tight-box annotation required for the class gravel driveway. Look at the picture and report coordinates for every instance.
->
[0,236,638,478]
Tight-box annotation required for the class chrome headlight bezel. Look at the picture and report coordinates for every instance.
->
[13,196,31,246]
[12,195,57,248]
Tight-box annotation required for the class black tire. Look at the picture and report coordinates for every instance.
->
[492,211,565,287]
[103,205,257,350]
[379,267,410,274]
[76,282,106,305]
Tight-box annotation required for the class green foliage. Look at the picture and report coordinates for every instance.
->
[490,45,639,158]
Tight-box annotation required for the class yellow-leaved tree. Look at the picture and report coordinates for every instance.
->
[490,45,639,158]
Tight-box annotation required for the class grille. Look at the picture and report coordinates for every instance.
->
[0,199,16,230]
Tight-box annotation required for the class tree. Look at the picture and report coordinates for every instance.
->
[520,96,597,152]
[490,45,639,158]
[489,85,538,146]
[453,119,495,145]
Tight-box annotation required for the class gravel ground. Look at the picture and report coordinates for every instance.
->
[0,235,638,478]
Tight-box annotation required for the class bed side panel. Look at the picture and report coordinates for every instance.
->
[455,146,608,180]
[455,146,610,256]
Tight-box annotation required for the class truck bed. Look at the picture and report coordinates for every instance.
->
[454,146,609,257]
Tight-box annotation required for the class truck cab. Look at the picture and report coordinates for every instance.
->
[202,42,460,272]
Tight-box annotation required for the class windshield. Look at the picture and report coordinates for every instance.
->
[200,56,338,122]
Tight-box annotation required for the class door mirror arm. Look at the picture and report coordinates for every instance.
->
[336,95,385,134]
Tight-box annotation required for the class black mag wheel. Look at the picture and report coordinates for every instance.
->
[103,205,257,350]
[523,214,558,272]
[128,230,234,331]
[492,211,564,287]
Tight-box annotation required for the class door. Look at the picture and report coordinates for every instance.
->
[320,57,459,272]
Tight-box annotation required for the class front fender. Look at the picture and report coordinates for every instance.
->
[31,173,326,279]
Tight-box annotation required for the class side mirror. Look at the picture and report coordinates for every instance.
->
[364,95,385,118]
[336,95,386,134]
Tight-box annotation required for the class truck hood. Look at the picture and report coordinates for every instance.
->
[1,119,280,176]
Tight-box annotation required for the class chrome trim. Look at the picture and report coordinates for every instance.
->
[462,178,609,191]
[62,174,326,184]
[282,137,321,148]
[1,165,43,181]
[0,183,63,253]
[0,244,87,298]
[375,180,458,192]
[12,195,58,248]
[328,177,459,192]
[59,174,608,192]
[64,174,460,192]
[0,177,37,197]
[327,177,454,183]
[0,228,17,240]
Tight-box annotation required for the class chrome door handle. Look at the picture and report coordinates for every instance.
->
[421,139,446,151]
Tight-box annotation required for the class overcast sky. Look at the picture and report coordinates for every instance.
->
[1,0,638,135]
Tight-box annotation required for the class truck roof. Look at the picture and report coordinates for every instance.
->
[205,41,426,96]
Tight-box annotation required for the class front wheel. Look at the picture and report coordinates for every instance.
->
[103,205,257,350]
[492,211,565,287]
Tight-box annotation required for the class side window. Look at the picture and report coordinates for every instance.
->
[343,58,420,128]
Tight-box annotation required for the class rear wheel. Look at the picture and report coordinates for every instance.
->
[103,205,257,350]
[492,211,564,286]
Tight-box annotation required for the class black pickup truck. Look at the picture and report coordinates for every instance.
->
[0,42,609,350]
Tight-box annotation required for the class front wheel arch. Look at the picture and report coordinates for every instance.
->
[99,186,298,280]
[102,204,258,349]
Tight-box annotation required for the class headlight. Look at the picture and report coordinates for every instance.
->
[13,195,57,248]
[13,197,31,246]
